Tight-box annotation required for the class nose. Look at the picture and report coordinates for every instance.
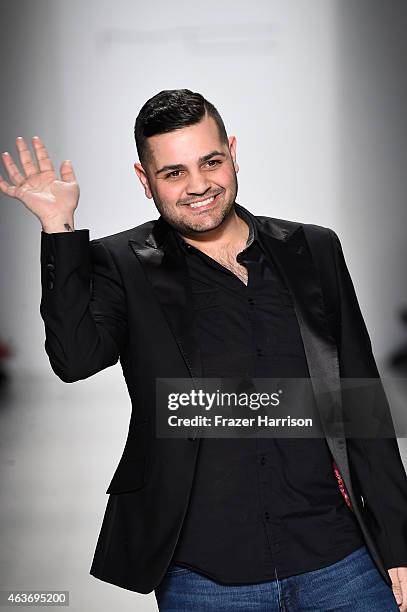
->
[185,169,211,196]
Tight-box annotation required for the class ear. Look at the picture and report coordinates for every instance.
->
[134,162,153,199]
[228,135,239,174]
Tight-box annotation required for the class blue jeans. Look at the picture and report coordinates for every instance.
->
[154,545,399,611]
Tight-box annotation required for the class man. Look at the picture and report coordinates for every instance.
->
[1,89,406,611]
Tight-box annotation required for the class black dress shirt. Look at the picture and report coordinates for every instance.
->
[169,205,364,584]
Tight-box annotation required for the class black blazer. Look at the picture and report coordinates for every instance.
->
[39,202,407,593]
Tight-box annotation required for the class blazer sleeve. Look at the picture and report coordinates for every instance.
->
[40,229,127,383]
[329,228,407,569]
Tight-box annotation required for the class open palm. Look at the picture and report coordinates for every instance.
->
[0,136,79,225]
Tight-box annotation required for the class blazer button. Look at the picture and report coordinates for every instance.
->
[48,254,55,264]
[46,263,56,271]
[47,280,54,290]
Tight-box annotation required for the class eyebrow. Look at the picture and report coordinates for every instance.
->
[155,150,227,176]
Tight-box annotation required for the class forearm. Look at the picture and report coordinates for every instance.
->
[40,230,127,382]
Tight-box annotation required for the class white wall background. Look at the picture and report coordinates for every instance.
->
[1,1,406,611]
[2,0,342,376]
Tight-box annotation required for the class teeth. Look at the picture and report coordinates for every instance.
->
[189,195,215,208]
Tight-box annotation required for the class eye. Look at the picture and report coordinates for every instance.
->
[165,170,182,179]
[206,159,221,168]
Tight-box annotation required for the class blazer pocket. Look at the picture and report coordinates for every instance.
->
[105,420,150,494]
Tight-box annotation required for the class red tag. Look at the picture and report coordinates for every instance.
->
[332,459,353,510]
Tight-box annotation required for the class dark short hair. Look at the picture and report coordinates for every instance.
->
[134,89,229,167]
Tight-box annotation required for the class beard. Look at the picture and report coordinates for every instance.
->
[149,171,239,238]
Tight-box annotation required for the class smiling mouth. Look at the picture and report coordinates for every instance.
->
[183,192,221,209]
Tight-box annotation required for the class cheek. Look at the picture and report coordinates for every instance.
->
[216,166,236,187]
[156,182,183,205]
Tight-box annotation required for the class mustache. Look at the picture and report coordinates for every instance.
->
[180,190,223,206]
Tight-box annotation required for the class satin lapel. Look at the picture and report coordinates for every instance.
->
[257,223,353,491]
[129,227,202,383]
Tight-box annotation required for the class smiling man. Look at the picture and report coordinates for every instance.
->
[133,95,251,286]
[135,117,237,234]
[1,89,407,611]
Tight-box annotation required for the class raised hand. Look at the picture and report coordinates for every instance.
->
[0,136,79,232]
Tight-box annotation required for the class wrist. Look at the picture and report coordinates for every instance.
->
[41,218,75,233]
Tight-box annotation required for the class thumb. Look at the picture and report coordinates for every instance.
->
[60,160,77,183]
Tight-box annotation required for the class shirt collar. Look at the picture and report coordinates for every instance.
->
[235,203,257,248]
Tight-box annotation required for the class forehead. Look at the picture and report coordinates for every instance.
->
[147,115,225,168]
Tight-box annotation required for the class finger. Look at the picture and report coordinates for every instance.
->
[15,136,39,178]
[392,583,403,606]
[400,575,407,612]
[31,136,55,175]
[1,151,25,186]
[60,160,76,183]
[0,172,17,197]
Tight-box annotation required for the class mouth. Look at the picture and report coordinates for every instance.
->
[183,192,222,211]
